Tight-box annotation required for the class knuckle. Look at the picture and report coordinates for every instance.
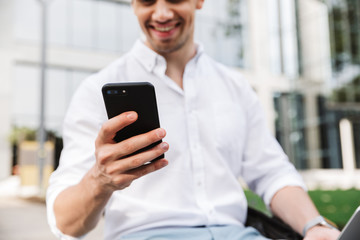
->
[120,141,135,154]
[96,149,112,164]
[105,165,116,175]
[112,176,124,186]
[101,123,112,136]
[114,176,132,189]
[150,131,160,141]
[131,157,144,168]
[95,137,101,147]
[156,144,165,154]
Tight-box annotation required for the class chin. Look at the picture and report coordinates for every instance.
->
[151,39,188,55]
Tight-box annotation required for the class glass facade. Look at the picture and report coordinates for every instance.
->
[326,0,360,169]
[11,0,249,134]
[267,0,299,77]
[14,0,139,53]
[9,0,359,171]
[328,0,360,72]
[272,0,360,170]
[196,0,249,68]
[12,64,92,132]
[274,92,307,169]
[14,0,249,64]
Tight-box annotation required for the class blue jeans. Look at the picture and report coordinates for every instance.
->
[120,225,270,240]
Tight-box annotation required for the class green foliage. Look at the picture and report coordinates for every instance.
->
[244,190,271,216]
[328,0,360,70]
[225,0,242,36]
[8,126,37,145]
[309,189,360,229]
[8,126,59,145]
[330,75,360,103]
[245,189,360,230]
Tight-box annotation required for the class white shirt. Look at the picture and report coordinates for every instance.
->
[46,40,306,240]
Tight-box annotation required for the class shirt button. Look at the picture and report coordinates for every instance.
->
[197,181,202,186]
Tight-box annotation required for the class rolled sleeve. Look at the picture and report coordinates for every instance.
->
[261,166,307,207]
[241,85,307,209]
[46,77,105,239]
[46,171,82,240]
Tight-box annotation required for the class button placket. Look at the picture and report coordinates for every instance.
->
[184,69,213,222]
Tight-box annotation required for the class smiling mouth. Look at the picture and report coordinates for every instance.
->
[150,22,181,32]
[154,26,175,32]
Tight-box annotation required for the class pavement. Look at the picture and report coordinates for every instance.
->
[0,176,104,240]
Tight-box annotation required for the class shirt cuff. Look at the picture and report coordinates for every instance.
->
[46,186,83,240]
[50,226,82,240]
[262,172,307,208]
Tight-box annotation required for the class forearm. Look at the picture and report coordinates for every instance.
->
[53,166,113,237]
[52,112,169,237]
[270,186,319,234]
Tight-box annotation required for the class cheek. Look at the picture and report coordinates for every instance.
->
[134,9,149,27]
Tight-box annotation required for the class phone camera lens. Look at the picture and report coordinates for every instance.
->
[107,90,118,95]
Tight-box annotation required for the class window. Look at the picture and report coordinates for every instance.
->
[12,64,92,132]
[14,0,41,43]
[328,0,360,72]
[71,0,94,48]
[196,0,249,68]
[14,0,248,67]
[14,0,139,53]
[273,92,307,169]
[267,0,299,77]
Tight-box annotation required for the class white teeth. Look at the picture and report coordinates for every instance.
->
[154,26,175,32]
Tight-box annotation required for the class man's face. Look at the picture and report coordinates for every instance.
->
[132,0,204,54]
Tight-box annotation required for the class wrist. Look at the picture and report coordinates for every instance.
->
[85,165,114,199]
[302,215,337,237]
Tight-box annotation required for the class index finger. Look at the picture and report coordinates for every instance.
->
[97,111,138,145]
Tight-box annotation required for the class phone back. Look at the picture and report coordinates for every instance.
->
[102,82,163,159]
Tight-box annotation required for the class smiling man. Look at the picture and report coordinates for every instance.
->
[47,1,340,239]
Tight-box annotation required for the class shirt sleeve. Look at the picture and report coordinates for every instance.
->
[46,76,107,239]
[240,82,307,208]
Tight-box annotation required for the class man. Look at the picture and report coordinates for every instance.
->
[46,0,341,239]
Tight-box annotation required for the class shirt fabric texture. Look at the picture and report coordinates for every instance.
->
[46,40,306,240]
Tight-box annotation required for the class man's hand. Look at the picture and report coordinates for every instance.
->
[270,187,340,240]
[304,226,341,240]
[93,111,169,193]
[53,111,169,237]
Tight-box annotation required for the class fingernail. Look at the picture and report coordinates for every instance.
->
[160,142,169,150]
[157,128,165,138]
[127,112,136,120]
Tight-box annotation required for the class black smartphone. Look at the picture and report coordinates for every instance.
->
[102,82,164,161]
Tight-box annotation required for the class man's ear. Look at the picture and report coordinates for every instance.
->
[196,0,205,10]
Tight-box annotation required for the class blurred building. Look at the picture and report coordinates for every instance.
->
[0,0,359,188]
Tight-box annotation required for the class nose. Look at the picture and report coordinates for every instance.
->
[152,1,174,22]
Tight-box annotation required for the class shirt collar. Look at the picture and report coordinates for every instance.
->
[131,39,204,75]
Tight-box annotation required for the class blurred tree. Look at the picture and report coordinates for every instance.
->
[331,75,360,103]
[328,0,360,71]
[225,0,242,36]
